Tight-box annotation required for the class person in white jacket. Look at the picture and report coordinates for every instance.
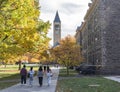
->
[28,67,34,86]
[46,66,52,86]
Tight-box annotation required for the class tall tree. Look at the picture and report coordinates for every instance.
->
[0,0,50,66]
[51,35,83,75]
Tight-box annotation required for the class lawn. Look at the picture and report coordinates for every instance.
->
[56,68,120,92]
[59,68,78,77]
[0,64,39,90]
[0,65,20,90]
[0,65,20,81]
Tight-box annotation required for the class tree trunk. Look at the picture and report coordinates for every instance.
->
[18,61,21,70]
[66,66,69,75]
[4,63,6,68]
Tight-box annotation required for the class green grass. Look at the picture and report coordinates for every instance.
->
[0,72,20,90]
[0,65,20,90]
[56,77,120,92]
[0,65,20,80]
[0,73,20,81]
[0,64,39,90]
[0,81,19,90]
[56,68,120,92]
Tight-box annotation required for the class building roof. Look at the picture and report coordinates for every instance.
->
[52,42,60,48]
[54,11,61,23]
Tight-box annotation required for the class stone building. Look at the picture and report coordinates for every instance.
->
[75,0,120,74]
[53,11,61,47]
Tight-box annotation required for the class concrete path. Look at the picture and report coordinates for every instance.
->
[0,67,59,92]
[104,76,120,83]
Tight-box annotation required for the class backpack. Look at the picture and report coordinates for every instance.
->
[20,68,27,75]
[28,70,34,78]
[27,73,30,78]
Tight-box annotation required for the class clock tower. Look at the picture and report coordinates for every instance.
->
[53,11,61,46]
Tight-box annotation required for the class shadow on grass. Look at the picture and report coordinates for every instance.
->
[0,73,20,90]
[0,73,20,82]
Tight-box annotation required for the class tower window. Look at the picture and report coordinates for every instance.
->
[55,25,60,30]
[55,25,59,28]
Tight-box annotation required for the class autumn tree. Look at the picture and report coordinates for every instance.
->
[51,35,83,75]
[0,0,50,67]
[29,21,51,63]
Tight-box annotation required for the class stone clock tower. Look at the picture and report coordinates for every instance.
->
[53,11,61,46]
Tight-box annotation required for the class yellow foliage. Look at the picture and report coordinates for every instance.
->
[51,35,84,67]
[0,0,50,64]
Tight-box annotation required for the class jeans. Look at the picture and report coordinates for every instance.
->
[21,75,26,84]
[38,77,43,86]
[29,77,33,86]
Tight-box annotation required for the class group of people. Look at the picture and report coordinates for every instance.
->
[20,65,53,87]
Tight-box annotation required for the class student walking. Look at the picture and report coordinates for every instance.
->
[43,65,46,73]
[20,65,27,85]
[28,67,34,86]
[46,66,53,86]
[37,66,44,87]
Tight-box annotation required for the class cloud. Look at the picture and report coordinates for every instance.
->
[60,3,82,14]
[39,0,91,45]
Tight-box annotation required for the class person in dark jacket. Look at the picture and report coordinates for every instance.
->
[43,65,46,73]
[37,66,44,87]
[20,65,27,84]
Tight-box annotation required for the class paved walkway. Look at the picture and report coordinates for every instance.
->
[104,76,120,83]
[0,67,59,92]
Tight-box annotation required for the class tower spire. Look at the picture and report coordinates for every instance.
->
[54,11,61,23]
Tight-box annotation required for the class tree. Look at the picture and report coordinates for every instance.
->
[29,20,51,63]
[0,0,50,68]
[51,35,84,75]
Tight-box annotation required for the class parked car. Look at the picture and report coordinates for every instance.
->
[75,65,83,72]
[75,64,97,75]
[80,65,96,74]
[75,63,87,72]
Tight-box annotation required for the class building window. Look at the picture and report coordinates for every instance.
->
[95,37,98,41]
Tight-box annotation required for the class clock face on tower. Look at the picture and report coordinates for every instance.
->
[55,24,60,34]
[55,25,59,30]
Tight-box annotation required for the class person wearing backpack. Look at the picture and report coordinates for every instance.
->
[20,65,27,85]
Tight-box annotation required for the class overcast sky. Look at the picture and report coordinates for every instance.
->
[39,0,91,46]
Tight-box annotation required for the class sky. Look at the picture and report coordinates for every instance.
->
[39,0,91,46]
